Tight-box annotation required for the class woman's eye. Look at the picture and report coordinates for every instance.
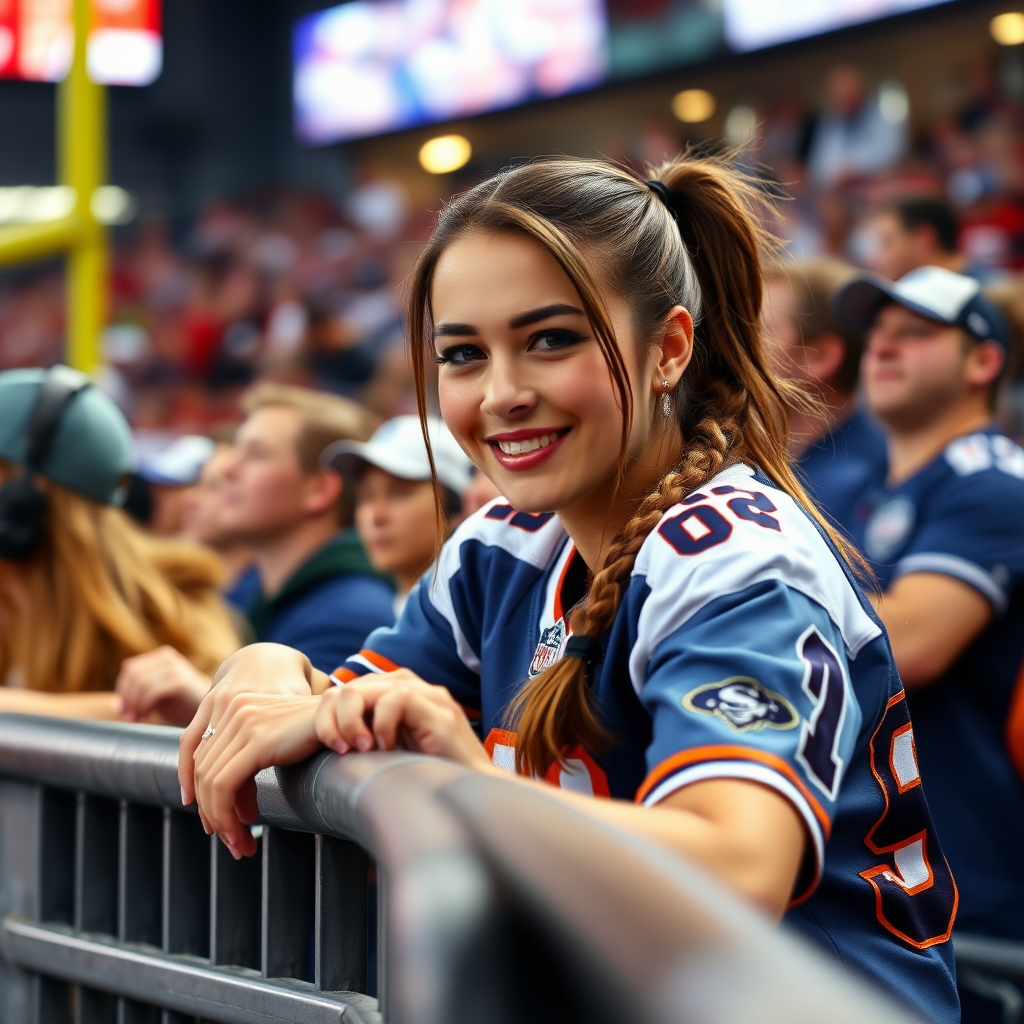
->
[531,329,584,353]
[436,343,486,366]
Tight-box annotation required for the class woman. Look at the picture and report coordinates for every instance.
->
[180,156,958,1022]
[0,366,239,720]
[323,415,473,616]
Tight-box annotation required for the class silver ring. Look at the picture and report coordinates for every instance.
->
[201,725,215,740]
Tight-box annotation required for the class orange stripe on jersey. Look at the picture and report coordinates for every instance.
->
[636,744,832,839]
[331,667,358,683]
[358,649,400,673]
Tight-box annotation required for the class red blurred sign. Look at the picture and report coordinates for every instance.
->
[0,0,160,84]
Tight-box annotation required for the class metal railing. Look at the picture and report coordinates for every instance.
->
[0,713,925,1024]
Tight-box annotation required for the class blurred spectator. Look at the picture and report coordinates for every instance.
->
[324,416,473,615]
[135,433,216,536]
[180,441,258,610]
[807,65,908,187]
[219,383,395,673]
[835,266,1024,942]
[867,196,977,282]
[0,366,239,719]
[762,259,886,533]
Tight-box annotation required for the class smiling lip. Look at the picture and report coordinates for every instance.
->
[486,427,570,470]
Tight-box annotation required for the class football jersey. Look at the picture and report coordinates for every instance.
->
[798,405,888,539]
[848,427,1024,942]
[334,463,958,1023]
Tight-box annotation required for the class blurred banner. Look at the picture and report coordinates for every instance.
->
[0,0,161,85]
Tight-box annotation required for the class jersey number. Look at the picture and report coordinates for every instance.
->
[859,692,958,949]
[795,628,848,800]
[658,486,780,556]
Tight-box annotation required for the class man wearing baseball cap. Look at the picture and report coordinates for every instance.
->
[835,265,1024,947]
[323,416,473,617]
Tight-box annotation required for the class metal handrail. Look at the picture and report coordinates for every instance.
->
[0,714,926,1024]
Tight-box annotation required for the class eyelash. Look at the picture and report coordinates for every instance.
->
[435,329,585,366]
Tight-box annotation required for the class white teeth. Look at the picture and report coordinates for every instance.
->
[497,432,561,455]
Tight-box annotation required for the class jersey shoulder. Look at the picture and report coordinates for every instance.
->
[941,431,1024,489]
[632,463,881,658]
[443,497,568,571]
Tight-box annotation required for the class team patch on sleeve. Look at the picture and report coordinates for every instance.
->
[682,677,798,732]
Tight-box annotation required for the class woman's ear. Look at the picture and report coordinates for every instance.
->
[654,305,694,389]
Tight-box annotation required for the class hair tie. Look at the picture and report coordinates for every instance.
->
[564,634,604,667]
[645,179,670,205]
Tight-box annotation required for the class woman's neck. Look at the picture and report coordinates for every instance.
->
[558,428,684,571]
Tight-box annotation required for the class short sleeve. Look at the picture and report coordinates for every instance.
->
[331,568,483,715]
[894,462,1024,614]
[636,578,865,897]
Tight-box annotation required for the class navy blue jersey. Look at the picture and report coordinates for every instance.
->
[334,464,959,1021]
[799,405,888,539]
[849,427,1024,941]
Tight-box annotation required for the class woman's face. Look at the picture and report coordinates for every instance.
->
[431,230,668,517]
[354,467,437,588]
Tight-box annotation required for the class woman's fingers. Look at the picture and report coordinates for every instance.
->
[193,695,321,857]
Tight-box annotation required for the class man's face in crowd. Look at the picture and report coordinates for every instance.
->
[869,211,930,282]
[862,304,975,430]
[219,407,319,542]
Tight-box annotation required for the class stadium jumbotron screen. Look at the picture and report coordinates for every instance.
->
[293,0,607,145]
[722,0,956,53]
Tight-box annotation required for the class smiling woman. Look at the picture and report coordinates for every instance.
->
[181,154,959,1024]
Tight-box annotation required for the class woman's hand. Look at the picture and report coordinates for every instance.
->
[316,669,495,773]
[178,643,316,809]
[115,646,213,725]
[191,692,322,859]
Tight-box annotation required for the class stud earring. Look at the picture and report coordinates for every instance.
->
[660,380,672,422]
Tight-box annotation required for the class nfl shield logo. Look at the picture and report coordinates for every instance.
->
[529,621,566,677]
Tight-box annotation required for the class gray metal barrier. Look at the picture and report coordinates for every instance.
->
[0,713,925,1024]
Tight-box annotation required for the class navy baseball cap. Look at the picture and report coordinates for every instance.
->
[834,266,1010,350]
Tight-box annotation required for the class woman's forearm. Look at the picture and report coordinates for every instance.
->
[0,688,120,720]
[501,773,805,920]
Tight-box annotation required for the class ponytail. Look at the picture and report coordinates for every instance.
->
[408,151,867,777]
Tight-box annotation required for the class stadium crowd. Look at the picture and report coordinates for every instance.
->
[1,47,1024,1024]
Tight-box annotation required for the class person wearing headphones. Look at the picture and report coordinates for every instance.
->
[323,416,474,617]
[0,365,240,720]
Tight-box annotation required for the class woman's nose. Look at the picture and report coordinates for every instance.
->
[480,358,536,419]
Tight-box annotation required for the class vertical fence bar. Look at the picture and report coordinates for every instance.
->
[315,835,368,993]
[162,809,209,958]
[117,802,163,1024]
[37,789,76,1024]
[261,826,315,982]
[75,794,119,1024]
[210,830,261,970]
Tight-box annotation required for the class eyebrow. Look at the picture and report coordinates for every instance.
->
[433,303,585,337]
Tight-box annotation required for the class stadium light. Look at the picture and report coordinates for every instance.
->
[419,135,472,175]
[671,89,715,124]
[991,12,1024,45]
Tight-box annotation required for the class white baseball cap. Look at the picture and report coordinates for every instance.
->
[321,415,474,494]
[137,434,216,487]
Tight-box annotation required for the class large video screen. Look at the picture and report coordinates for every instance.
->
[722,0,956,53]
[294,0,607,145]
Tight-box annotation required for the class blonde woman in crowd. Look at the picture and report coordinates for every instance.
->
[0,366,239,721]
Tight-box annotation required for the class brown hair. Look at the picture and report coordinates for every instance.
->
[240,382,380,526]
[0,473,240,692]
[407,153,865,776]
[765,258,866,394]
